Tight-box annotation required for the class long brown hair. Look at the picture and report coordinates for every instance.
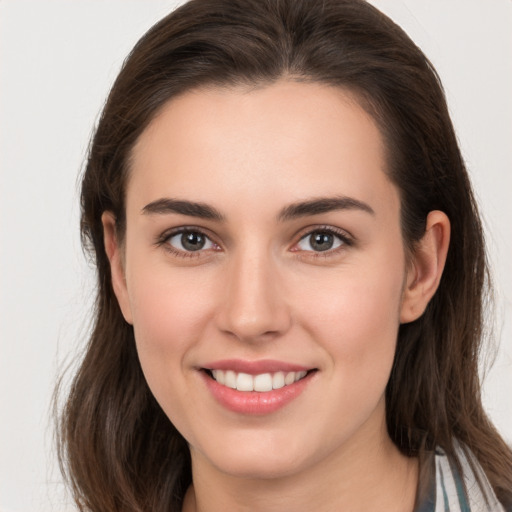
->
[56,0,512,510]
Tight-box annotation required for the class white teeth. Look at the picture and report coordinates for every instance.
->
[284,372,296,385]
[212,369,225,385]
[272,371,285,389]
[236,372,254,391]
[210,369,309,392]
[225,370,237,389]
[253,373,273,392]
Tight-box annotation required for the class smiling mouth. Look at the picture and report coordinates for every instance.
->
[204,369,313,392]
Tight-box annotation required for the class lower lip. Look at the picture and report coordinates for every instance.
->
[202,371,314,415]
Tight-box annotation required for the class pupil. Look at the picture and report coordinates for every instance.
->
[311,232,333,251]
[182,232,205,251]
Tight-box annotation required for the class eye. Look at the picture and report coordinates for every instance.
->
[296,229,348,252]
[165,230,217,253]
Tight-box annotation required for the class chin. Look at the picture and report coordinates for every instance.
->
[191,427,325,481]
[213,452,306,480]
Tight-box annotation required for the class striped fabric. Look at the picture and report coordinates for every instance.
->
[415,444,507,512]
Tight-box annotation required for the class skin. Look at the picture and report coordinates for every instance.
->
[103,81,450,511]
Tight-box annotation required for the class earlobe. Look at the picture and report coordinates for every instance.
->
[400,210,450,324]
[102,212,134,324]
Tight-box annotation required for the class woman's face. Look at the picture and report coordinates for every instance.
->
[108,81,415,479]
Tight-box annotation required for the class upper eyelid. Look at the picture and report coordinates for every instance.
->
[158,226,217,243]
[294,224,353,241]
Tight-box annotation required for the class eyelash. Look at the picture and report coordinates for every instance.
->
[293,225,353,259]
[156,226,221,259]
[156,225,354,260]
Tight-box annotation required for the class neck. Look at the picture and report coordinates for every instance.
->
[182,410,418,512]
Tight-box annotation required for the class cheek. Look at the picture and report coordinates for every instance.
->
[125,262,216,399]
[298,256,405,390]
[310,278,403,448]
[128,259,213,340]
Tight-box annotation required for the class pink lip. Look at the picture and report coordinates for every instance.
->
[203,359,310,375]
[200,360,316,415]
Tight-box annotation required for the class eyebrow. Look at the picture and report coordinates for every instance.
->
[277,196,375,221]
[141,195,374,222]
[142,198,225,221]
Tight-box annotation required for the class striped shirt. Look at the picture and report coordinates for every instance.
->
[415,445,509,511]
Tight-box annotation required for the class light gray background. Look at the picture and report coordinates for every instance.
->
[1,1,511,511]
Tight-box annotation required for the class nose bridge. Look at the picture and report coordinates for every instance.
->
[217,241,290,341]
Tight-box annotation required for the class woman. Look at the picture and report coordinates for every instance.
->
[57,0,512,510]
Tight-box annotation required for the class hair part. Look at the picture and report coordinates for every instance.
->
[57,0,512,510]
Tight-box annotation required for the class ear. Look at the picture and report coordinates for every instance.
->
[102,211,133,324]
[400,210,450,323]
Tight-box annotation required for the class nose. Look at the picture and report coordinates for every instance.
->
[215,248,292,343]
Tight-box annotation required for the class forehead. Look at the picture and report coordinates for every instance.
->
[127,80,398,219]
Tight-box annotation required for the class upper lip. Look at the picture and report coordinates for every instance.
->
[202,359,313,375]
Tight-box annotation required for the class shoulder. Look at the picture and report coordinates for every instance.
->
[415,442,508,512]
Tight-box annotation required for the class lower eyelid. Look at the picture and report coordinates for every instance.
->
[160,238,219,261]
